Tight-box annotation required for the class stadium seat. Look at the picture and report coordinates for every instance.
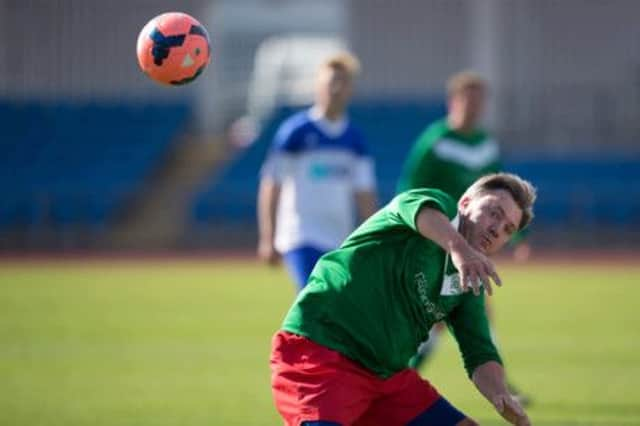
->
[0,101,190,230]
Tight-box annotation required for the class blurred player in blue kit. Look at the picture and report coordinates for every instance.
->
[257,52,378,291]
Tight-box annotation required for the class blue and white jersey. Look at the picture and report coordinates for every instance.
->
[261,108,376,253]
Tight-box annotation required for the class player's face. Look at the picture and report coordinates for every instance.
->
[315,66,353,109]
[449,86,485,126]
[460,189,522,255]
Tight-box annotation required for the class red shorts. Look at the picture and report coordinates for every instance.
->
[270,331,449,426]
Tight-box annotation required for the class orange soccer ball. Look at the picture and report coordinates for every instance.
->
[136,12,211,86]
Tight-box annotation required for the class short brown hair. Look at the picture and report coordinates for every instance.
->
[446,70,486,96]
[322,52,361,78]
[463,173,537,230]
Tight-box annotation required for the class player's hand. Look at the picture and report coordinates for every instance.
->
[450,240,501,296]
[257,239,280,265]
[492,393,531,426]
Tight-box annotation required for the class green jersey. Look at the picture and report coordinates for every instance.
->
[397,119,501,200]
[281,189,502,379]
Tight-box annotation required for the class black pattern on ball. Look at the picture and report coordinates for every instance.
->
[149,28,186,66]
[170,64,206,85]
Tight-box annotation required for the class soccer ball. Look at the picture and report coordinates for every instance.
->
[136,12,211,86]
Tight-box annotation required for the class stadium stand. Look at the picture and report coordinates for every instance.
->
[191,101,640,233]
[0,102,190,231]
[507,157,640,228]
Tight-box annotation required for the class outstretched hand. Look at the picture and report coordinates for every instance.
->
[492,393,531,426]
[449,241,502,296]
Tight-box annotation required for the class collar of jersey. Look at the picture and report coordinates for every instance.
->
[308,107,349,138]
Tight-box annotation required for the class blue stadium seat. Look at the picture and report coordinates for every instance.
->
[0,101,189,230]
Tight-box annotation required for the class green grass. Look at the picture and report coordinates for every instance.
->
[1,259,639,425]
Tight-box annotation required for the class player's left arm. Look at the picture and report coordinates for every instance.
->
[447,296,530,425]
[352,149,378,222]
[472,362,530,425]
[355,190,377,221]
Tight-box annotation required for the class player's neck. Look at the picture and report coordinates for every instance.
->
[312,104,345,122]
[447,116,477,136]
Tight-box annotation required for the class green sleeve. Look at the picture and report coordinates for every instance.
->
[397,126,442,193]
[386,189,457,233]
[446,291,503,378]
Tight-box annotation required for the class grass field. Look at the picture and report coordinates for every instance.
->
[1,257,639,425]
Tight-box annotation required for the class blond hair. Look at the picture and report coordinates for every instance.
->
[322,51,361,78]
[446,70,486,95]
[463,173,537,230]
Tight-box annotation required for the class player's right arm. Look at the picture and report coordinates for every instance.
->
[256,119,300,264]
[257,176,281,264]
[387,189,500,294]
[415,206,501,295]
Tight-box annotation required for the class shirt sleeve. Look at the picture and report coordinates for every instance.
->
[445,291,503,378]
[260,120,300,182]
[386,189,457,232]
[260,152,296,182]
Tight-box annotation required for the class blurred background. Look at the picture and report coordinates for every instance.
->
[1,1,640,426]
[2,0,639,252]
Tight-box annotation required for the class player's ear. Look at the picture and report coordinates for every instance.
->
[458,195,471,211]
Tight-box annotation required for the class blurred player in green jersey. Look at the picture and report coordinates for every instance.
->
[398,71,499,199]
[270,173,535,425]
[397,71,531,404]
